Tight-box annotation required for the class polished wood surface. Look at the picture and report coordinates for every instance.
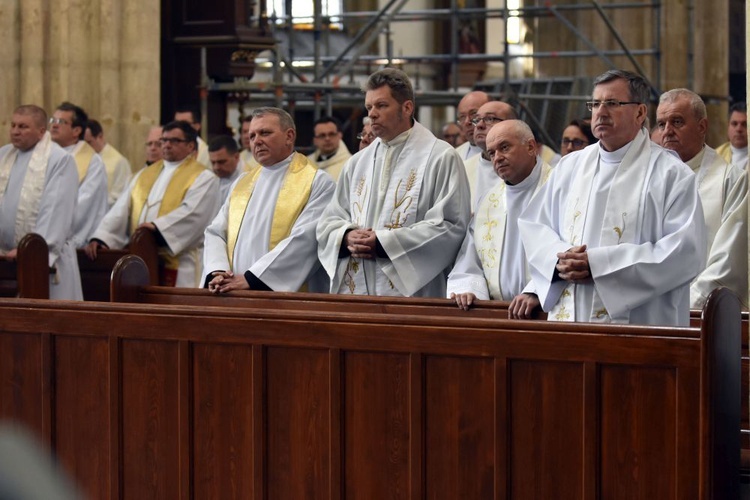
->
[0,288,740,499]
[0,233,49,299]
[77,228,158,301]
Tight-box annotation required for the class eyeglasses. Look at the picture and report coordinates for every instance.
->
[357,132,375,141]
[470,116,504,127]
[160,137,189,145]
[561,138,588,148]
[586,100,641,111]
[456,113,478,125]
[314,132,339,139]
[48,117,69,125]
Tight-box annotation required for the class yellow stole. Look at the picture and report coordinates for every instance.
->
[130,157,205,271]
[226,152,316,269]
[74,142,96,183]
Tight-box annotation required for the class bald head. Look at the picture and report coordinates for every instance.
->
[485,119,537,186]
[473,101,519,151]
[457,91,491,145]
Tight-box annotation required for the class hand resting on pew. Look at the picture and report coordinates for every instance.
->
[1,249,17,260]
[509,293,541,319]
[208,270,250,294]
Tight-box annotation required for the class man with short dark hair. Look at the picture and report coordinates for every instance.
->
[0,105,82,299]
[208,135,242,201]
[317,68,470,297]
[50,101,108,248]
[174,105,210,168]
[715,102,748,168]
[238,115,260,170]
[204,107,335,293]
[441,121,464,147]
[519,70,706,326]
[85,120,220,287]
[85,119,132,207]
[307,116,352,182]
[144,125,163,168]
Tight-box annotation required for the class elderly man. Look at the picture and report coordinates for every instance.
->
[49,102,108,248]
[454,90,490,161]
[204,108,335,293]
[306,116,352,182]
[656,88,744,252]
[357,117,374,150]
[317,68,471,297]
[462,100,518,209]
[0,105,81,299]
[448,120,552,317]
[207,135,242,202]
[85,119,132,208]
[519,70,706,326]
[85,121,220,287]
[143,125,163,169]
[715,102,748,168]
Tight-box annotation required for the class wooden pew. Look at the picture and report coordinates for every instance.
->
[76,227,159,301]
[0,289,740,499]
[112,254,750,471]
[0,233,50,299]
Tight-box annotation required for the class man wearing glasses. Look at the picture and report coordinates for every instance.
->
[461,100,518,210]
[49,102,108,249]
[0,105,82,299]
[306,116,352,183]
[519,69,706,326]
[454,90,490,161]
[84,120,220,287]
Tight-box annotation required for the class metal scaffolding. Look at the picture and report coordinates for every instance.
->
[203,0,663,147]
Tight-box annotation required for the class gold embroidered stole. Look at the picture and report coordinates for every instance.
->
[550,129,651,323]
[691,147,731,250]
[226,153,317,269]
[130,157,205,270]
[0,132,53,250]
[475,161,552,299]
[474,183,507,299]
[72,141,96,183]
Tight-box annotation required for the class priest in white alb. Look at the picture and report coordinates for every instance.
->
[203,107,335,293]
[317,68,471,297]
[447,120,551,317]
[84,121,220,287]
[519,70,706,326]
[0,105,82,299]
[454,90,490,161]
[49,102,108,249]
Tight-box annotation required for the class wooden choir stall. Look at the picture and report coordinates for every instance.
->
[0,255,740,499]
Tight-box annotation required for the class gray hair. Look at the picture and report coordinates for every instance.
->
[251,107,296,132]
[659,88,707,121]
[593,69,650,104]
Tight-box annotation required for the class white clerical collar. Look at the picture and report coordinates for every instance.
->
[62,141,82,153]
[731,145,748,156]
[264,152,295,171]
[507,157,542,191]
[381,127,412,148]
[685,145,706,172]
[163,158,187,170]
[599,140,631,165]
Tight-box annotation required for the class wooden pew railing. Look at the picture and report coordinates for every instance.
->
[76,227,158,301]
[112,254,750,471]
[0,233,50,299]
[0,286,741,499]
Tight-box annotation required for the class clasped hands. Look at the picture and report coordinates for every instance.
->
[208,271,249,294]
[555,244,591,283]
[345,228,377,259]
